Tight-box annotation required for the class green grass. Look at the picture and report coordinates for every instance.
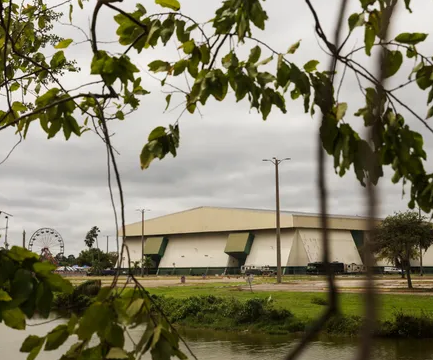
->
[147,285,433,321]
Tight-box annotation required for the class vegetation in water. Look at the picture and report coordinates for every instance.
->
[150,294,433,339]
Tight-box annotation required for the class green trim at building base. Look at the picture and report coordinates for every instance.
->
[124,266,433,276]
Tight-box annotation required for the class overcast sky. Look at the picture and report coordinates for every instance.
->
[1,0,432,256]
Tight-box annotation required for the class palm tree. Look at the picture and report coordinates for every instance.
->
[142,256,154,276]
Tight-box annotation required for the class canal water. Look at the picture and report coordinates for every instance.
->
[1,318,433,360]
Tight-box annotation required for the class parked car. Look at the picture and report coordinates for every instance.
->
[383,266,404,275]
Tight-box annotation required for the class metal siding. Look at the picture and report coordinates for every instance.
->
[158,233,231,268]
[298,229,362,264]
[245,229,295,266]
[287,230,310,266]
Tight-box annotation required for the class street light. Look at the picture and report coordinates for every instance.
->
[136,208,151,277]
[263,157,290,284]
[0,211,13,250]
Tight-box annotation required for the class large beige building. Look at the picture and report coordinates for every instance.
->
[121,206,376,275]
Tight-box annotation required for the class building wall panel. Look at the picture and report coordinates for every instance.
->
[298,229,362,264]
[158,233,233,268]
[245,229,295,266]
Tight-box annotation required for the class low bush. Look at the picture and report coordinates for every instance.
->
[378,311,433,338]
[151,295,294,329]
[310,296,328,306]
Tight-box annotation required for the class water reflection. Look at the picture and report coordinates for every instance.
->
[1,318,433,360]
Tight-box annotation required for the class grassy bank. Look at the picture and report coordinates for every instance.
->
[150,294,433,338]
[147,285,433,321]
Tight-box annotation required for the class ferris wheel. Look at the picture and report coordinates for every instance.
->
[28,228,65,257]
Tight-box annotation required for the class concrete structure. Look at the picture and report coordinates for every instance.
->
[121,206,378,275]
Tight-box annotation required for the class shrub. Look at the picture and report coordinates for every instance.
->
[324,315,362,336]
[379,311,433,338]
[310,296,328,306]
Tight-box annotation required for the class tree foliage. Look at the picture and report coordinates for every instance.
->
[84,226,100,250]
[76,248,116,269]
[372,211,433,288]
[1,0,433,358]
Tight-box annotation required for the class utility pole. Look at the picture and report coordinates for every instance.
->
[22,230,26,248]
[263,157,290,284]
[419,207,423,276]
[103,235,110,253]
[136,208,151,277]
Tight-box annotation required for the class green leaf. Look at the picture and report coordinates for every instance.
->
[148,126,166,141]
[12,101,26,112]
[77,0,83,9]
[260,94,272,120]
[155,0,180,11]
[69,4,73,22]
[148,60,171,73]
[348,13,364,31]
[68,314,78,334]
[276,62,290,88]
[165,94,172,111]
[404,0,412,12]
[175,20,190,43]
[54,39,73,49]
[35,282,53,318]
[248,46,261,64]
[106,323,125,348]
[45,324,69,351]
[20,335,44,353]
[0,289,11,302]
[106,347,128,359]
[427,106,433,119]
[2,307,25,330]
[10,82,20,92]
[50,51,66,68]
[33,261,56,275]
[160,17,175,45]
[416,66,433,90]
[257,56,273,66]
[126,298,145,318]
[199,44,210,65]
[303,60,319,73]
[336,102,348,121]
[395,32,427,45]
[7,246,38,261]
[11,269,34,305]
[173,59,187,76]
[364,26,375,56]
[383,50,403,78]
[115,111,125,120]
[76,303,112,340]
[182,40,195,55]
[287,40,301,54]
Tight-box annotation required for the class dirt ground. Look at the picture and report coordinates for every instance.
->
[67,275,433,295]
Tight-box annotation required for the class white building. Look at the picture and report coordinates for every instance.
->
[121,206,375,275]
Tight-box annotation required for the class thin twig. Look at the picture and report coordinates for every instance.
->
[285,1,349,358]
[0,133,22,166]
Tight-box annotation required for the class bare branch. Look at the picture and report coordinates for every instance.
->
[0,132,22,166]
[285,0,349,356]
